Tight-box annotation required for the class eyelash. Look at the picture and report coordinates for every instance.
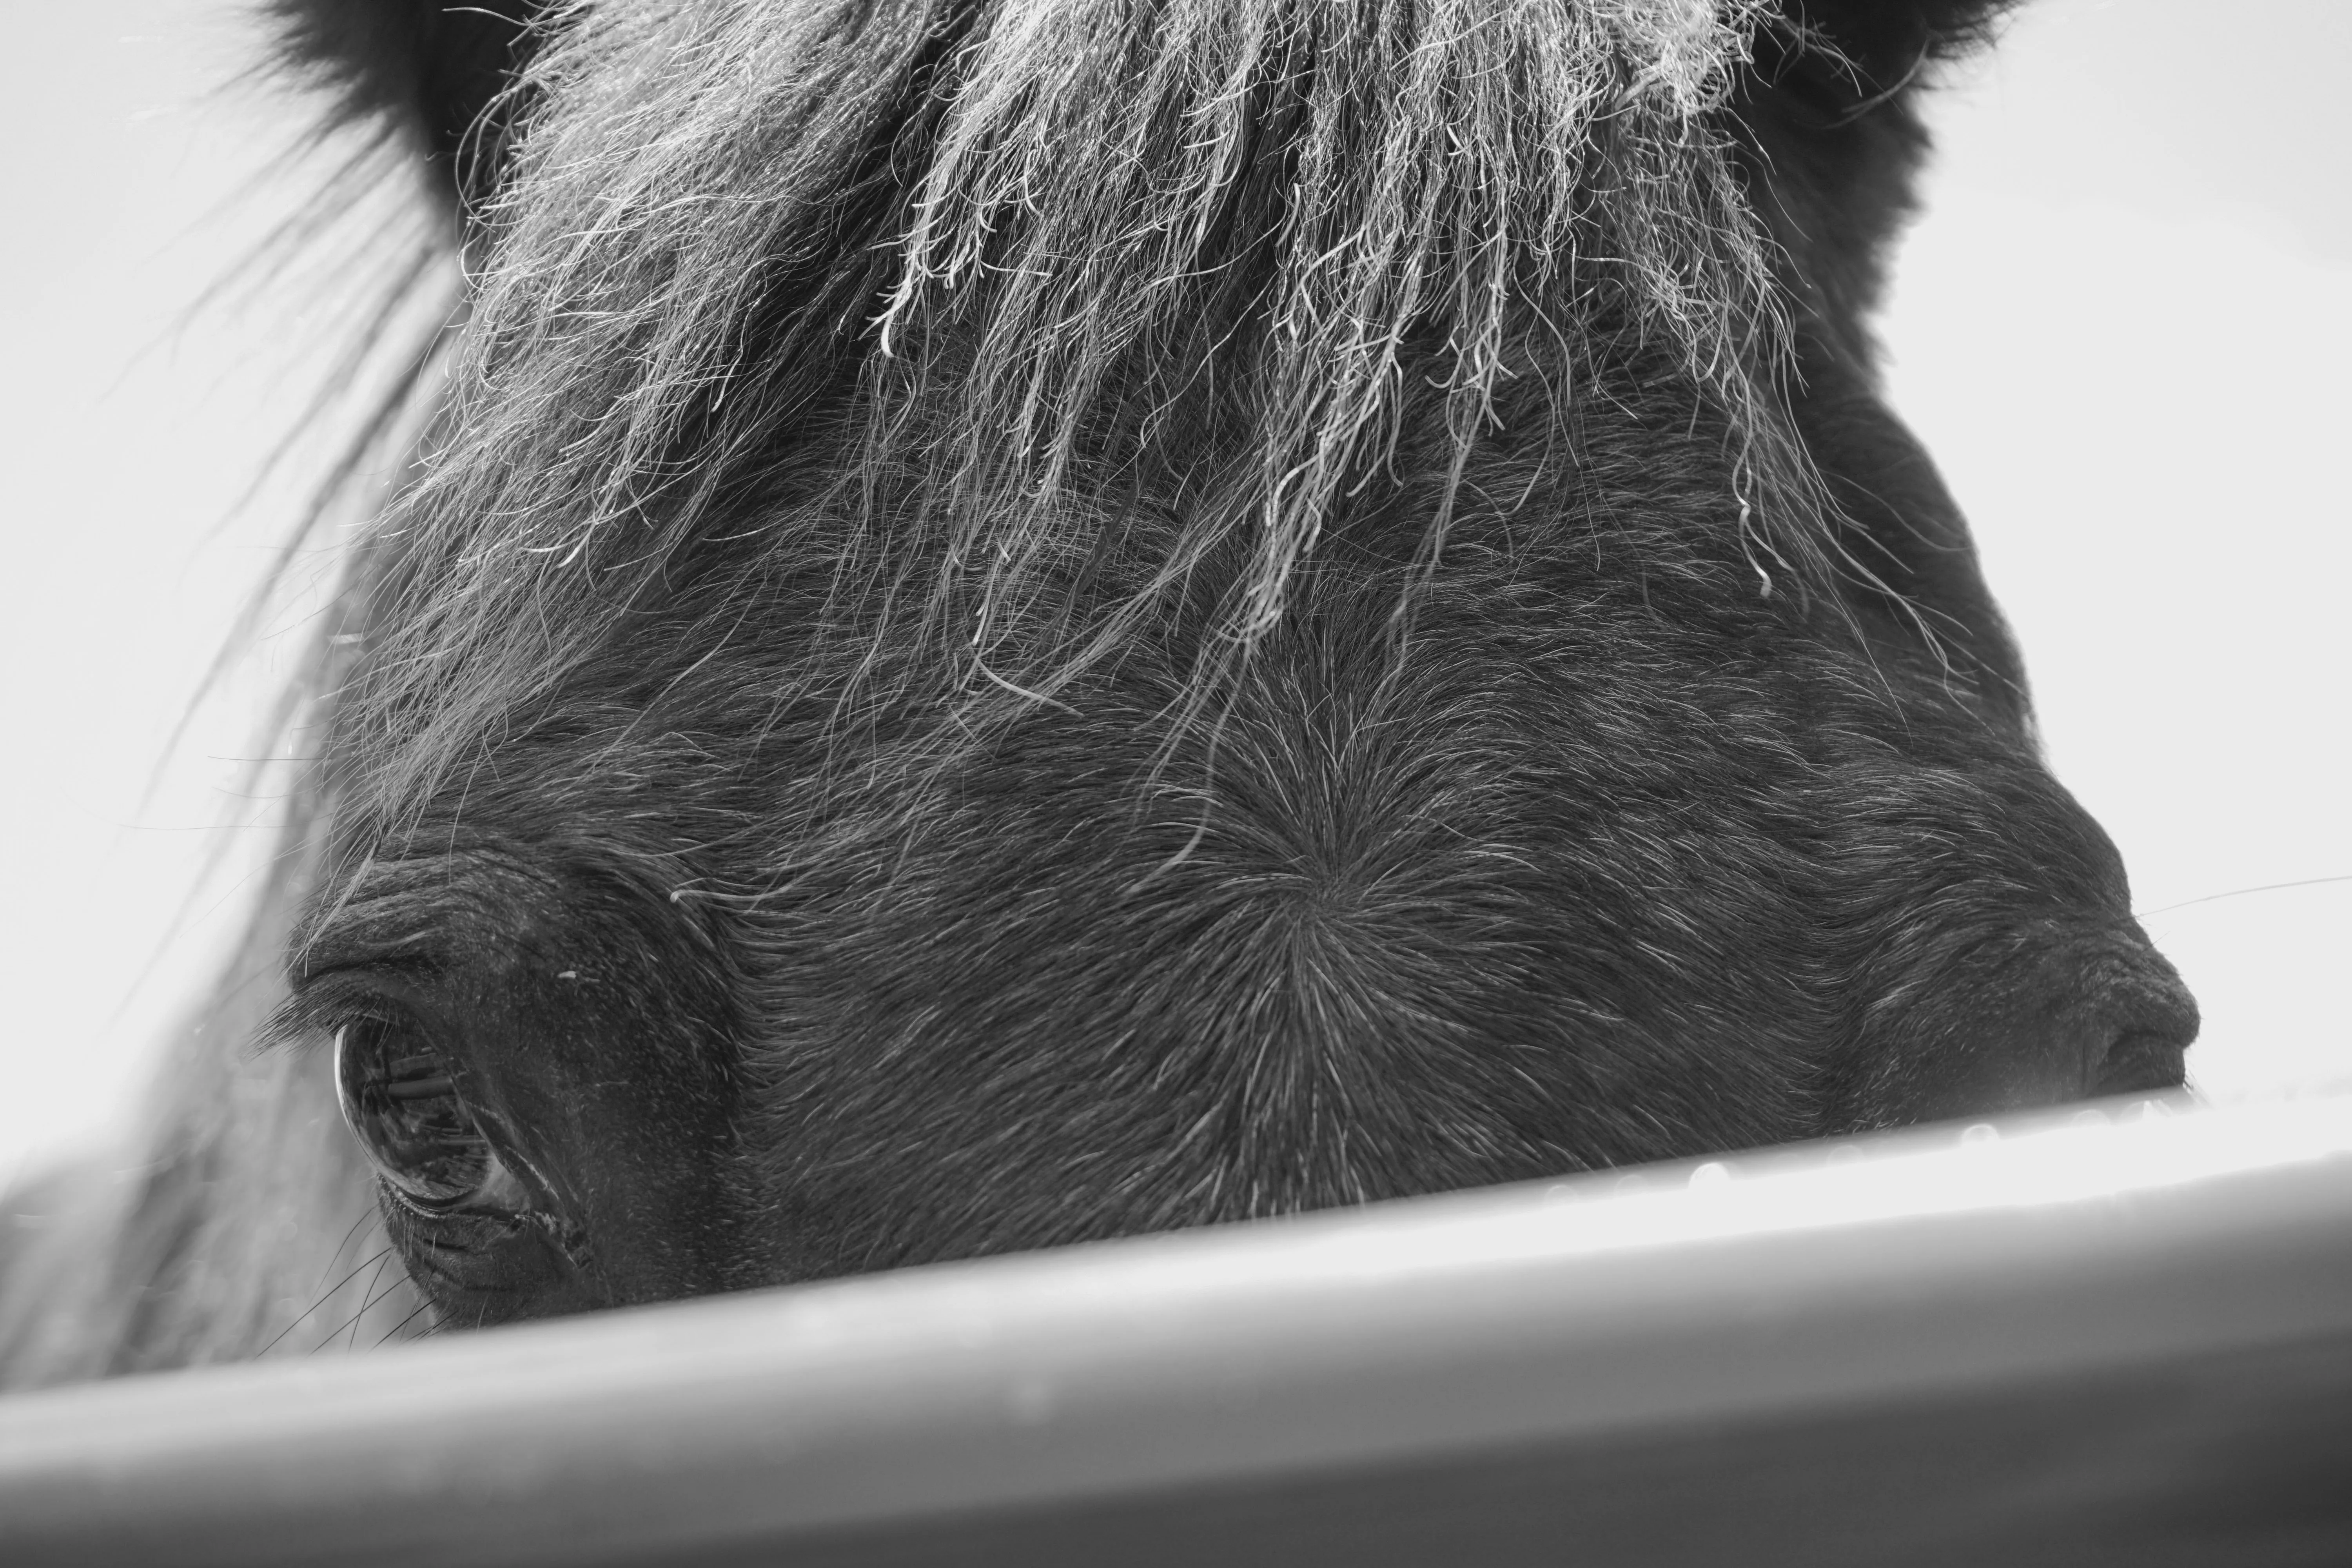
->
[259,964,434,1058]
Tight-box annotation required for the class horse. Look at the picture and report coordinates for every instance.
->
[0,0,2197,1382]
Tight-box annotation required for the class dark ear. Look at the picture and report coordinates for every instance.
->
[1780,1,2021,100]
[269,1,546,216]
[1726,0,2022,344]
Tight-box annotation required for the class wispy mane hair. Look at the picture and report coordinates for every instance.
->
[331,0,1834,831]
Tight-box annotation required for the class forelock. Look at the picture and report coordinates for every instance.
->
[332,0,1834,834]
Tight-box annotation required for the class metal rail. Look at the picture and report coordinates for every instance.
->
[4,1094,2350,1566]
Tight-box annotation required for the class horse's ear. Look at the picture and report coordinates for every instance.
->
[1781,1,2020,94]
[270,0,546,215]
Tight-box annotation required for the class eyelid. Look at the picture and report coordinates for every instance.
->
[294,924,446,983]
[291,874,455,982]
[259,964,443,1057]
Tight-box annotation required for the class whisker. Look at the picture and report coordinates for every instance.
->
[308,1207,379,1298]
[354,1258,405,1352]
[2136,874,2352,919]
[315,1250,399,1354]
[352,1263,412,1352]
[373,1298,437,1349]
[256,1247,394,1358]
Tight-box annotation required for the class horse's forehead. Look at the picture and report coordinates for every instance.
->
[320,0,2103,1086]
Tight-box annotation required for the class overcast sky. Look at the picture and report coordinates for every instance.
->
[2,0,2346,1181]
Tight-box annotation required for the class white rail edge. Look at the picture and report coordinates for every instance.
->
[3,1092,2350,1566]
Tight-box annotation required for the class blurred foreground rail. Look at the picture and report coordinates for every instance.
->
[3,1093,2348,1566]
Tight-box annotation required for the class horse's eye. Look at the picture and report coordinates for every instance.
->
[333,1019,529,1214]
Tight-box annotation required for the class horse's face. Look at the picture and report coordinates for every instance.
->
[275,0,2195,1326]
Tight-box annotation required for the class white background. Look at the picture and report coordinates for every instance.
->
[3,0,2347,1186]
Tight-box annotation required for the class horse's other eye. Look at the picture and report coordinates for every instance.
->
[333,1020,528,1214]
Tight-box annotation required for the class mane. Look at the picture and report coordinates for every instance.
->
[330,0,1839,841]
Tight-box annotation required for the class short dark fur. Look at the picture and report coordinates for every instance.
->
[2,0,2194,1374]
